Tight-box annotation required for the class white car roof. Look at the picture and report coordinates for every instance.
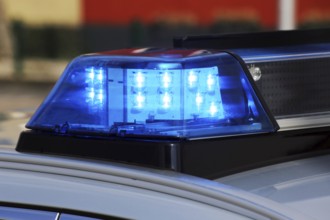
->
[0,146,312,220]
[217,153,330,220]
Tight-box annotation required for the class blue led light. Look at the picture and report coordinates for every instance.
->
[195,92,203,110]
[188,71,198,89]
[85,67,105,108]
[207,74,215,92]
[209,102,218,117]
[161,92,171,109]
[26,50,277,139]
[135,92,145,109]
[161,72,171,89]
[135,71,145,88]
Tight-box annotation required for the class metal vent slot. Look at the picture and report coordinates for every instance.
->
[249,57,330,117]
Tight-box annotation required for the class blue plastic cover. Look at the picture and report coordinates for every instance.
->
[27,49,277,139]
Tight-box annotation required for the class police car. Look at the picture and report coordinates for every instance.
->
[1,29,330,219]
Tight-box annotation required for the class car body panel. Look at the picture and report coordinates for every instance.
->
[217,153,330,220]
[0,146,312,220]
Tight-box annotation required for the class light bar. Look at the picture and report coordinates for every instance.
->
[26,49,277,139]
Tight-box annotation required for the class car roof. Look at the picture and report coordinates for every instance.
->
[217,153,330,220]
[0,146,312,220]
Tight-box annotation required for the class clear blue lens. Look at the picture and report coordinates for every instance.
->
[27,51,276,139]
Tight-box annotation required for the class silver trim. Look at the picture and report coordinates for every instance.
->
[55,213,60,220]
[277,113,330,131]
[243,51,330,63]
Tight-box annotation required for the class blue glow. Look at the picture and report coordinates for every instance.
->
[161,92,172,109]
[85,67,105,108]
[26,51,277,139]
[135,71,145,88]
[183,67,224,119]
[195,92,203,110]
[135,92,145,109]
[188,71,198,89]
[88,90,95,99]
[207,74,215,92]
[209,102,218,117]
[88,71,94,80]
[162,72,171,89]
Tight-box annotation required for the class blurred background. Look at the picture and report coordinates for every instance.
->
[2,0,330,81]
[1,0,330,145]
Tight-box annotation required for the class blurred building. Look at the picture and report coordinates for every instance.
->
[1,0,330,81]
[3,0,330,28]
[0,0,13,79]
[2,0,81,26]
[82,0,275,27]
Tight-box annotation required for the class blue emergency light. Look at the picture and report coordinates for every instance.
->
[26,48,277,139]
[17,30,330,178]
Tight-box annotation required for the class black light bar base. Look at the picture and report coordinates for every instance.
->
[16,128,330,179]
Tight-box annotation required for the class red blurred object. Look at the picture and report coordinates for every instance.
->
[82,0,330,28]
[82,0,277,27]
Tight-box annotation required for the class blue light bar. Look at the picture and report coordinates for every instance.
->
[27,49,277,139]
